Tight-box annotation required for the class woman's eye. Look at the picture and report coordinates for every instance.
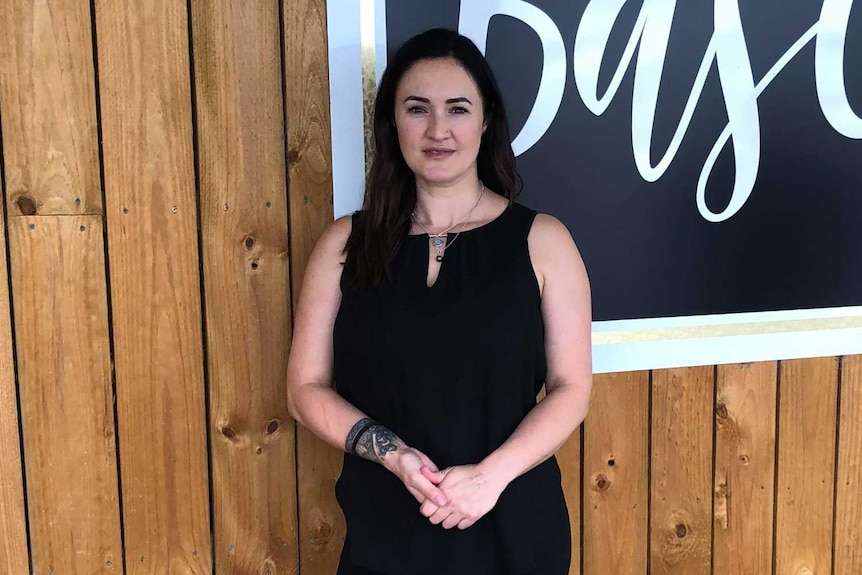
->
[407,106,427,114]
[450,107,468,114]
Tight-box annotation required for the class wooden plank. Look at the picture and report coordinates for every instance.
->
[189,0,297,573]
[775,357,839,575]
[94,1,212,572]
[713,362,776,575]
[834,355,862,575]
[650,367,713,575]
[0,193,29,575]
[583,371,649,575]
[558,426,581,575]
[0,0,102,216]
[8,216,122,574]
[283,0,341,572]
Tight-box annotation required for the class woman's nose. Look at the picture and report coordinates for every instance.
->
[426,113,450,140]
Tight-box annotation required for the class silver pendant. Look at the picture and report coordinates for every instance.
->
[432,237,446,249]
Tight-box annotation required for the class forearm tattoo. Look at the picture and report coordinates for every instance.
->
[345,417,403,463]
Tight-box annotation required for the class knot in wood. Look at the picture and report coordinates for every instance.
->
[596,474,610,491]
[715,403,728,419]
[265,419,280,435]
[675,523,687,538]
[16,195,37,215]
[316,521,334,539]
[221,426,237,440]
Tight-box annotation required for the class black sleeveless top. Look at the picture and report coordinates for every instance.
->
[332,202,571,575]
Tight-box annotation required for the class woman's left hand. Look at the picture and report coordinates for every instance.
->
[417,464,509,530]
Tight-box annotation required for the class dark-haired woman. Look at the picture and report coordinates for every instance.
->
[287,28,592,575]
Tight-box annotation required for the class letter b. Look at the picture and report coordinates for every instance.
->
[458,0,565,155]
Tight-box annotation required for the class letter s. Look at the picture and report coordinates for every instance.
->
[816,0,862,138]
[458,0,566,155]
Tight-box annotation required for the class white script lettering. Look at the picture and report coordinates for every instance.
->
[460,0,861,222]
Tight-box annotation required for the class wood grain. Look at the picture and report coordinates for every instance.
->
[835,355,862,575]
[0,188,28,575]
[583,371,649,575]
[189,0,298,573]
[94,0,212,572]
[650,367,714,575]
[284,0,335,281]
[713,362,776,575]
[558,426,581,575]
[283,0,341,572]
[8,216,122,574]
[0,0,101,216]
[775,357,839,575]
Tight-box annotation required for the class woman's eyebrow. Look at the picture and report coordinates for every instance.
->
[403,95,473,105]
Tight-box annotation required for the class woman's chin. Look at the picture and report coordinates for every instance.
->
[415,169,469,188]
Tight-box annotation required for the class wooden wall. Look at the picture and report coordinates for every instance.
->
[0,1,858,574]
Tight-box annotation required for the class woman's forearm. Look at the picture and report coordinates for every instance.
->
[288,383,449,506]
[479,383,590,485]
[288,383,409,471]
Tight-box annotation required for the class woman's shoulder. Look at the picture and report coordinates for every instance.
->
[510,202,572,245]
[311,212,355,265]
[318,212,359,251]
[526,210,585,279]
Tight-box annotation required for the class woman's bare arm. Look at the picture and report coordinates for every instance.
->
[286,216,448,506]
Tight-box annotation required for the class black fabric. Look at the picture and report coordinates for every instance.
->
[332,202,571,575]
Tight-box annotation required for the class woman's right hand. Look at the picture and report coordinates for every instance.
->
[384,446,448,507]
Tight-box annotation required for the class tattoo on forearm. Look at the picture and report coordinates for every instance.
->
[345,417,403,463]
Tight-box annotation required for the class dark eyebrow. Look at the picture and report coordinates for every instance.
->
[403,95,473,105]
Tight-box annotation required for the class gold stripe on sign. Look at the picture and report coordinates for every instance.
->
[593,315,862,345]
[359,0,377,177]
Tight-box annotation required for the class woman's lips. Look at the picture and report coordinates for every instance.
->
[424,148,455,159]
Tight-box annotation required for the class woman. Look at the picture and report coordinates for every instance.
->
[287,28,592,575]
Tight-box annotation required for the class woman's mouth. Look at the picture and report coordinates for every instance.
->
[424,148,455,159]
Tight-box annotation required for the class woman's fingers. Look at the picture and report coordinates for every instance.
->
[441,513,462,530]
[420,465,447,484]
[428,506,453,526]
[420,498,439,517]
[457,518,473,530]
[410,475,448,507]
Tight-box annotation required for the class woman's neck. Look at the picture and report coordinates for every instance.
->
[413,179,485,229]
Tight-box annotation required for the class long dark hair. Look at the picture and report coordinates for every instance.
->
[345,28,521,288]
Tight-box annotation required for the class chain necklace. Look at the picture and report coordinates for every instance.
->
[411,183,485,262]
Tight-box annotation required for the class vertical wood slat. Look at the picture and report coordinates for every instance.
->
[775,357,839,575]
[189,0,298,573]
[8,216,122,574]
[0,0,102,216]
[94,0,212,572]
[650,367,714,575]
[0,1,118,573]
[713,362,776,575]
[0,194,29,575]
[583,371,649,575]
[834,355,861,575]
[284,0,341,572]
[558,427,581,575]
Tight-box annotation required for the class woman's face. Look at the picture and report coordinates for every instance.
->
[393,58,486,189]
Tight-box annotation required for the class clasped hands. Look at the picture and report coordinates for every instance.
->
[389,446,508,531]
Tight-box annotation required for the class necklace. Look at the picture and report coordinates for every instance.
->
[411,183,485,262]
